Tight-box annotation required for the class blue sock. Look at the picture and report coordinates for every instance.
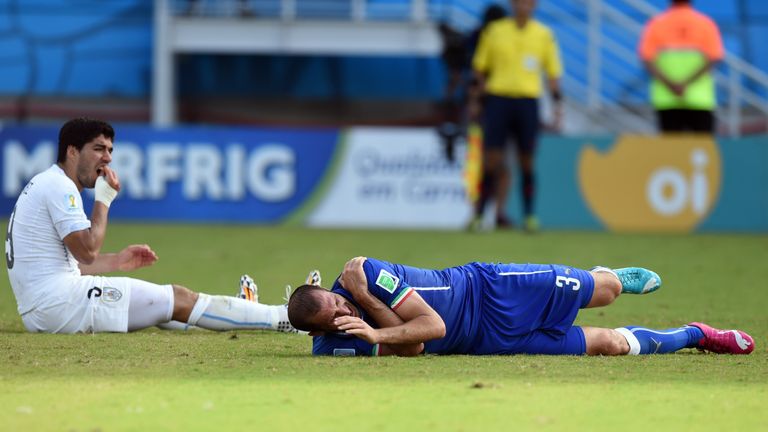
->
[616,326,705,355]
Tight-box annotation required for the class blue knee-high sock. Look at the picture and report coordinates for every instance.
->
[615,326,704,355]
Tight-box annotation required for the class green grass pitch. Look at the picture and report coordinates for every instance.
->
[1,224,766,431]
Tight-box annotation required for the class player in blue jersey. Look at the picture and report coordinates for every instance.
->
[287,257,754,357]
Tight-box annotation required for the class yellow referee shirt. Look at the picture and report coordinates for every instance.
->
[473,18,562,98]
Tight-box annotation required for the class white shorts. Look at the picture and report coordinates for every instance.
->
[20,276,174,334]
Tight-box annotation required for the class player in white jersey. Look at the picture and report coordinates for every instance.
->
[5,118,298,334]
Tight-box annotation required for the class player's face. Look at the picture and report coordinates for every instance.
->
[511,0,536,17]
[74,135,113,189]
[311,292,361,332]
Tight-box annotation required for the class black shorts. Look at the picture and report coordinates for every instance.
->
[482,95,540,153]
[657,109,715,133]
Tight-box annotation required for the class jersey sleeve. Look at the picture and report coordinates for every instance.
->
[638,19,659,61]
[363,259,414,311]
[312,334,380,356]
[543,27,563,79]
[471,26,490,73]
[44,180,91,240]
[702,17,723,61]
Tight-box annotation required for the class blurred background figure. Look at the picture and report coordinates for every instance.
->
[639,0,723,133]
[435,4,509,163]
[468,0,563,232]
[436,21,468,162]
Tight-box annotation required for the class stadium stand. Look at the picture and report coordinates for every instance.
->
[1,0,766,134]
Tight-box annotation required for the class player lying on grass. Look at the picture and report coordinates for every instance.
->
[5,118,297,334]
[287,257,754,356]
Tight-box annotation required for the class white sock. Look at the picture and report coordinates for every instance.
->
[156,320,199,331]
[186,293,292,332]
[615,327,641,355]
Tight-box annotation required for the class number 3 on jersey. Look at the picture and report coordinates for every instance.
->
[5,205,16,269]
[555,275,580,291]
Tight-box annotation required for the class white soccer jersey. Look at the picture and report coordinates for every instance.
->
[5,164,91,314]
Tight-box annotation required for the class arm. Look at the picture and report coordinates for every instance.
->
[79,244,158,275]
[334,293,446,357]
[644,58,718,98]
[63,167,120,265]
[466,71,487,122]
[339,257,407,329]
[679,59,718,88]
[548,77,563,131]
[338,257,446,356]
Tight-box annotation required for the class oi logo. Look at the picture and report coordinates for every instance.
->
[578,134,721,232]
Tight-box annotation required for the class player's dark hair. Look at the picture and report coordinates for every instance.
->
[287,285,328,331]
[57,118,115,163]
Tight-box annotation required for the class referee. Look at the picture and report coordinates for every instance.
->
[469,0,563,232]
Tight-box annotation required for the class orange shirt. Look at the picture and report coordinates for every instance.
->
[639,4,723,61]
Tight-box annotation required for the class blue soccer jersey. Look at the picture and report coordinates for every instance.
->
[312,258,595,356]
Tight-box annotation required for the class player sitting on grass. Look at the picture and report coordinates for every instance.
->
[287,257,754,356]
[5,118,298,334]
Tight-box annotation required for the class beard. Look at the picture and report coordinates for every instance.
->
[77,164,98,189]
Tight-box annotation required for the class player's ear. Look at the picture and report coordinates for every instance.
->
[308,330,325,336]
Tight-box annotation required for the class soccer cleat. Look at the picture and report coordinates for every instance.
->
[237,274,259,303]
[688,322,754,354]
[466,216,483,232]
[495,215,514,230]
[305,269,322,286]
[524,215,540,233]
[614,267,661,294]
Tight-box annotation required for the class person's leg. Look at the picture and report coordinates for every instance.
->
[690,110,715,133]
[127,281,174,331]
[479,95,512,227]
[658,109,684,132]
[584,325,704,356]
[611,325,704,355]
[582,323,754,356]
[582,327,630,355]
[172,285,298,332]
[514,98,540,231]
[584,270,621,308]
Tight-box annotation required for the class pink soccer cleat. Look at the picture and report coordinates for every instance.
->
[688,322,755,355]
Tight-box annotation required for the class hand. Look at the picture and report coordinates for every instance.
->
[117,244,158,271]
[339,256,370,302]
[334,316,379,344]
[552,104,563,132]
[662,79,687,97]
[101,166,121,192]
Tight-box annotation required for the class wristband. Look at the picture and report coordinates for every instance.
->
[95,176,118,208]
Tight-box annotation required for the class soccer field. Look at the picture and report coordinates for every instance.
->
[1,224,766,431]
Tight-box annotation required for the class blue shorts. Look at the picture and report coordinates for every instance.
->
[471,263,594,355]
[482,95,540,153]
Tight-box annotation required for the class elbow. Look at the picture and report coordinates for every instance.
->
[394,343,425,357]
[76,250,98,265]
[432,316,446,339]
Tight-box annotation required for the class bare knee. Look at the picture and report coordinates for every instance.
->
[484,150,506,175]
[171,285,199,322]
[583,327,629,356]
[587,271,622,307]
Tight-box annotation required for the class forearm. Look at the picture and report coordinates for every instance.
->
[356,293,405,328]
[79,253,119,275]
[374,314,445,345]
[84,203,109,258]
[682,60,716,86]
[644,61,674,86]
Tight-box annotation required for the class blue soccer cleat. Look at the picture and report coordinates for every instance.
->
[614,267,662,294]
